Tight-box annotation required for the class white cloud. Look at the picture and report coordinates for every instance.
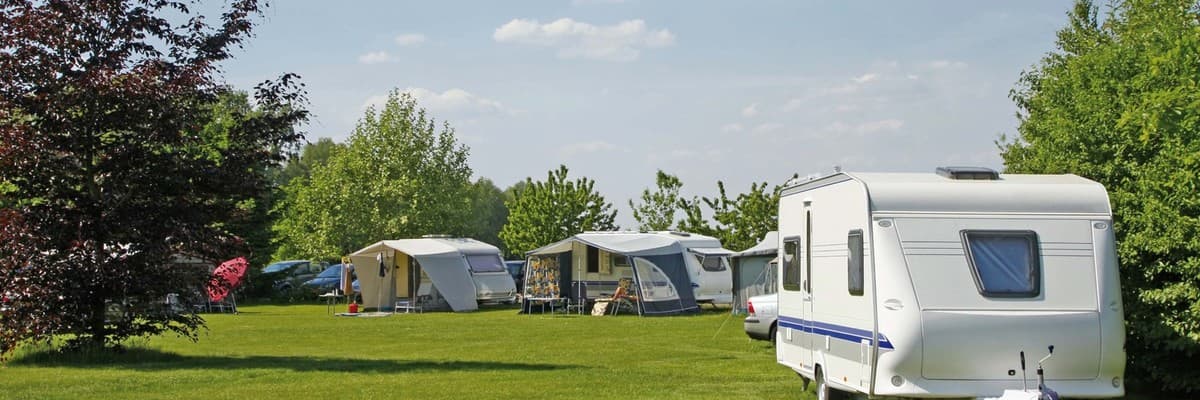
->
[560,140,620,156]
[720,123,744,133]
[831,104,858,113]
[827,119,905,135]
[753,122,784,134]
[928,60,968,69]
[361,88,509,116]
[741,103,759,118]
[358,51,395,64]
[395,33,427,46]
[493,18,675,62]
[852,73,880,84]
[907,74,920,80]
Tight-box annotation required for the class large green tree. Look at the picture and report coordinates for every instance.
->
[276,137,344,187]
[677,179,789,252]
[499,165,617,255]
[0,0,307,356]
[272,91,472,260]
[466,178,509,254]
[629,170,684,231]
[1000,0,1200,392]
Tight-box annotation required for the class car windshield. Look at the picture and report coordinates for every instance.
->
[316,264,343,279]
[263,261,302,273]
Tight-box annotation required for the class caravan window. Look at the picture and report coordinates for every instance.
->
[847,230,864,296]
[961,231,1041,298]
[693,254,727,272]
[782,238,802,291]
[465,254,506,273]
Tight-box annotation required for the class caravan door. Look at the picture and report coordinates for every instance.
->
[800,209,816,369]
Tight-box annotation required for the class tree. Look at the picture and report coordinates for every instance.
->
[629,170,684,231]
[677,180,787,252]
[276,137,343,187]
[999,0,1200,393]
[500,165,618,255]
[272,91,472,260]
[466,178,509,255]
[0,1,307,356]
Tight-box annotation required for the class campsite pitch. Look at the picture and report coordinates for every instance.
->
[1,305,807,399]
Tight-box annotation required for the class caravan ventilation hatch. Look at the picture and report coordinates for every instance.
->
[935,166,1000,180]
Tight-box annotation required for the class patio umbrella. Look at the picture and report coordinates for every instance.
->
[207,257,249,302]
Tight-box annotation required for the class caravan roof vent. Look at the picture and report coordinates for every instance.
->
[667,231,692,237]
[421,234,452,239]
[936,166,999,180]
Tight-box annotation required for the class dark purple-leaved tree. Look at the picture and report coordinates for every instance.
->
[0,0,307,357]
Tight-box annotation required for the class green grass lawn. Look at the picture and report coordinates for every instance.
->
[0,304,808,400]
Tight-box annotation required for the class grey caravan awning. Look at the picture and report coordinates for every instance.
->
[350,239,483,312]
[526,233,700,316]
[687,247,734,256]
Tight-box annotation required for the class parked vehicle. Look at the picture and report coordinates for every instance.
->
[743,293,778,344]
[774,167,1124,399]
[302,263,357,296]
[261,260,328,291]
[504,260,525,290]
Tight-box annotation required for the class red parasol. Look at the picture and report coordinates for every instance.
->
[207,257,248,302]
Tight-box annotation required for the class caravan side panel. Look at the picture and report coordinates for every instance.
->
[777,177,877,394]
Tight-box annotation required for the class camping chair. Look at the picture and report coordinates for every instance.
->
[566,281,589,315]
[610,278,639,316]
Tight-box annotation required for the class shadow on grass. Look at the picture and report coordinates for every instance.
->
[12,347,579,374]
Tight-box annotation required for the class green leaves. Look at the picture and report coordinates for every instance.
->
[629,170,684,231]
[272,90,474,261]
[499,165,617,256]
[1001,0,1200,392]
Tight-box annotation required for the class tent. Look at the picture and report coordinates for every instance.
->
[730,231,778,315]
[349,237,515,312]
[525,231,730,316]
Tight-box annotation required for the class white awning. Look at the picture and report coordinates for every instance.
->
[688,247,734,256]
[734,231,778,258]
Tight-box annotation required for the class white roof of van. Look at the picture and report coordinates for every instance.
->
[350,237,500,257]
[786,172,1111,215]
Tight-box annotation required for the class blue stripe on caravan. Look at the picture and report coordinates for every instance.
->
[777,315,895,350]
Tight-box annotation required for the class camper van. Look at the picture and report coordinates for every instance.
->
[525,231,734,313]
[775,168,1124,399]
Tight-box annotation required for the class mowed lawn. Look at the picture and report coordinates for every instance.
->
[0,304,809,400]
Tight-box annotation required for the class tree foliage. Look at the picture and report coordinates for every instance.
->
[466,178,510,255]
[276,137,343,187]
[677,178,790,252]
[272,91,472,260]
[0,0,307,356]
[500,165,618,256]
[1000,0,1200,392]
[629,170,684,231]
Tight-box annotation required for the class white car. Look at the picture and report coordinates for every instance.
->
[743,293,778,344]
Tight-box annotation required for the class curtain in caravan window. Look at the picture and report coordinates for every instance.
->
[782,240,801,291]
[963,231,1040,297]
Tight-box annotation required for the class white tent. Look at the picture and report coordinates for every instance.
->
[349,237,512,312]
[730,231,778,315]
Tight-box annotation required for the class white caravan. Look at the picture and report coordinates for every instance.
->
[350,237,517,312]
[775,168,1124,399]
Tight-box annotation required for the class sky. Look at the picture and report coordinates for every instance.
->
[219,0,1074,227]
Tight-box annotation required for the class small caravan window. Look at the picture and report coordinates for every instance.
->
[847,230,864,296]
[961,231,1041,298]
[693,254,727,272]
[782,238,802,291]
[586,246,599,273]
[465,254,506,273]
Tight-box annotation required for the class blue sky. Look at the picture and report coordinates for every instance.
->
[220,0,1073,227]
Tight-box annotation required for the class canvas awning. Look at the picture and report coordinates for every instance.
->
[350,238,501,312]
